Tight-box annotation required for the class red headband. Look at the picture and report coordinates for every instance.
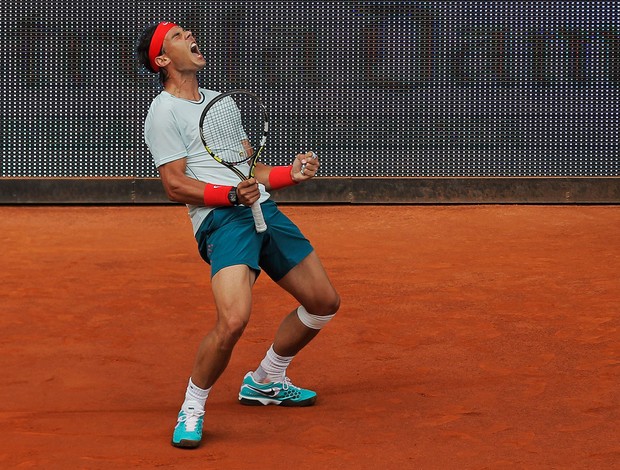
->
[149,22,177,72]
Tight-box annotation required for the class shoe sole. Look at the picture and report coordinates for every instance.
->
[238,395,316,407]
[171,439,201,449]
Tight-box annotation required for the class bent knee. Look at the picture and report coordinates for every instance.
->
[327,292,341,316]
[216,314,249,348]
[308,290,340,317]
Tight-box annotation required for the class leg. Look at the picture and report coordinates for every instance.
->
[272,250,340,357]
[174,206,264,447]
[238,251,339,406]
[191,264,257,389]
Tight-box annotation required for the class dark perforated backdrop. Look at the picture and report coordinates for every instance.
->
[2,2,618,178]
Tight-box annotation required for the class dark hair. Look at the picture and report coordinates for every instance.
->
[137,23,169,84]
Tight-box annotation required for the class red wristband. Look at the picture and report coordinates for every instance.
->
[203,184,234,206]
[268,165,297,190]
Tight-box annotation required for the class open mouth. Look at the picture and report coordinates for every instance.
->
[190,42,202,57]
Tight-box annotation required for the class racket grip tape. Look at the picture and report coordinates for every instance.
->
[250,201,267,233]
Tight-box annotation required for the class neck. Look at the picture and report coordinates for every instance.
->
[164,75,201,101]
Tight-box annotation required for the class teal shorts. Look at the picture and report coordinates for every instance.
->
[195,200,314,281]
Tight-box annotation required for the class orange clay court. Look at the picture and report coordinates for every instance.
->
[0,204,618,469]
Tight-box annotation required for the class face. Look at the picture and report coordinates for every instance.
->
[159,26,206,72]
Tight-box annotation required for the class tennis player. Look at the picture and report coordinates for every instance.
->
[137,22,340,449]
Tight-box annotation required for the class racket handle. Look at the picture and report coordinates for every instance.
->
[250,201,267,233]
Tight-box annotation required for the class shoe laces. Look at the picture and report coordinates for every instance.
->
[179,408,205,432]
[280,376,298,391]
[278,376,304,399]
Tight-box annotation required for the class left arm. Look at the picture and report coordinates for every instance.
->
[256,151,320,191]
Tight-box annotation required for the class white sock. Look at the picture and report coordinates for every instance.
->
[182,378,211,412]
[253,344,294,383]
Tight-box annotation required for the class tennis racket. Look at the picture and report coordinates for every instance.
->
[199,90,269,233]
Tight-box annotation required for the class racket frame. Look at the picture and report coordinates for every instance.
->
[198,90,269,232]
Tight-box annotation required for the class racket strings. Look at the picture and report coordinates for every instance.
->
[202,96,263,165]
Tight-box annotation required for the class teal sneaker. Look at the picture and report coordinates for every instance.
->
[238,372,317,407]
[171,405,205,448]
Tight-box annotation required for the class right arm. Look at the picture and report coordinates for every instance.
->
[158,158,207,205]
[158,158,260,206]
